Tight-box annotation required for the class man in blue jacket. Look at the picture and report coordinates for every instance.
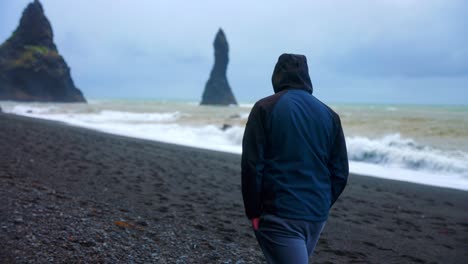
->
[241,53,349,263]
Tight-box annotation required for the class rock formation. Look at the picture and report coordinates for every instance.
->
[0,0,86,102]
[200,29,237,106]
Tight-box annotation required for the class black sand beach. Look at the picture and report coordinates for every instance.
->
[1,113,467,263]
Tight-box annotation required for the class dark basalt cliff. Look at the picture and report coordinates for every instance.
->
[200,29,237,106]
[0,0,86,102]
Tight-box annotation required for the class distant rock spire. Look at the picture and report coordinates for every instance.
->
[0,0,86,102]
[201,28,237,106]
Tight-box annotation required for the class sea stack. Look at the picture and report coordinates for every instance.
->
[200,28,237,106]
[0,0,86,102]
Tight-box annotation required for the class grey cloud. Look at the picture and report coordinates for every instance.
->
[328,44,468,78]
[1,0,467,104]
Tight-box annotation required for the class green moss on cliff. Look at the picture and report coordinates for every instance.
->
[5,45,59,69]
[11,49,37,68]
[25,45,49,54]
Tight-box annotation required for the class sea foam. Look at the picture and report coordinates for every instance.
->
[4,103,468,191]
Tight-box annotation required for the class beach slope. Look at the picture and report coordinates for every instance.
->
[0,113,467,263]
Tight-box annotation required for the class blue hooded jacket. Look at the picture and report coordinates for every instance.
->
[241,54,349,221]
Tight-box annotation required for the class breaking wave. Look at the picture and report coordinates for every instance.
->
[3,102,468,190]
[347,134,468,176]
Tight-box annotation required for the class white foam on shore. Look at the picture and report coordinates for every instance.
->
[349,161,468,190]
[5,105,244,154]
[4,103,468,191]
[10,106,182,123]
[78,110,182,123]
[10,104,58,114]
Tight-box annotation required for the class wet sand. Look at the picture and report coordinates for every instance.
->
[1,113,467,263]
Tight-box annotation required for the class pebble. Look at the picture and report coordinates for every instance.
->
[14,217,24,224]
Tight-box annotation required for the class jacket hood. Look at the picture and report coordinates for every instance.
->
[271,53,313,94]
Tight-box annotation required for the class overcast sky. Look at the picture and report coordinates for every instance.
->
[1,0,467,104]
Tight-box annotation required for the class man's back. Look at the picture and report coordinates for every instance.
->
[241,53,348,221]
[260,89,341,221]
[241,53,349,263]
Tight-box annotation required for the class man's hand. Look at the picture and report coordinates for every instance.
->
[251,218,260,231]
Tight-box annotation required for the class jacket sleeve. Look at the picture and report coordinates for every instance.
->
[241,103,265,219]
[328,115,349,207]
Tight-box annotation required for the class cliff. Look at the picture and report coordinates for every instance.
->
[200,29,237,106]
[0,0,86,102]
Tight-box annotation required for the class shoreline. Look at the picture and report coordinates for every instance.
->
[4,112,467,192]
[1,112,467,263]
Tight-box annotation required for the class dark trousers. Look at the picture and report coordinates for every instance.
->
[254,214,326,264]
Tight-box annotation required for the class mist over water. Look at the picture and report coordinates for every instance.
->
[2,99,468,190]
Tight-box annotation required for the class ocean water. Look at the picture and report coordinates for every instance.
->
[2,99,468,191]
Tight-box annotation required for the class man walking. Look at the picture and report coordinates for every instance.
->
[241,54,349,263]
